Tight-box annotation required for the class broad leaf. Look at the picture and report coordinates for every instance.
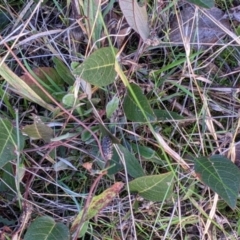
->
[123,83,155,122]
[107,144,145,177]
[194,155,240,208]
[73,47,117,87]
[106,96,119,119]
[0,119,25,168]
[0,162,17,195]
[131,143,155,159]
[24,216,70,240]
[22,115,53,142]
[129,172,174,201]
[186,0,214,8]
[119,0,149,40]
[62,93,77,108]
[52,57,75,85]
[118,145,145,178]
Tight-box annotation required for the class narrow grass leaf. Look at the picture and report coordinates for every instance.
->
[83,0,102,46]
[24,216,70,240]
[0,119,25,168]
[73,47,117,87]
[123,83,155,122]
[21,67,64,103]
[129,172,174,201]
[119,0,149,40]
[166,80,195,99]
[186,0,214,9]
[151,52,201,76]
[194,155,240,208]
[154,109,184,120]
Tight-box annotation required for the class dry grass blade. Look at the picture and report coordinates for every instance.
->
[0,59,55,111]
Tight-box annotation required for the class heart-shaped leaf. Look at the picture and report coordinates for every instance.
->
[129,172,174,201]
[194,155,240,208]
[24,216,70,240]
[73,47,117,87]
[119,0,150,40]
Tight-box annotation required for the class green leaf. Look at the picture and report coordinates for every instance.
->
[62,93,76,107]
[123,83,155,122]
[131,143,155,159]
[78,221,89,238]
[83,1,102,46]
[0,10,10,31]
[81,126,99,142]
[0,162,17,194]
[0,119,25,168]
[73,47,117,87]
[154,109,184,120]
[118,145,145,178]
[107,147,124,175]
[106,96,119,119]
[53,57,75,85]
[22,115,53,143]
[185,0,214,9]
[24,216,70,240]
[129,172,174,201]
[107,144,145,177]
[194,155,240,208]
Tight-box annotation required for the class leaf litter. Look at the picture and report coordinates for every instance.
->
[169,4,231,48]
